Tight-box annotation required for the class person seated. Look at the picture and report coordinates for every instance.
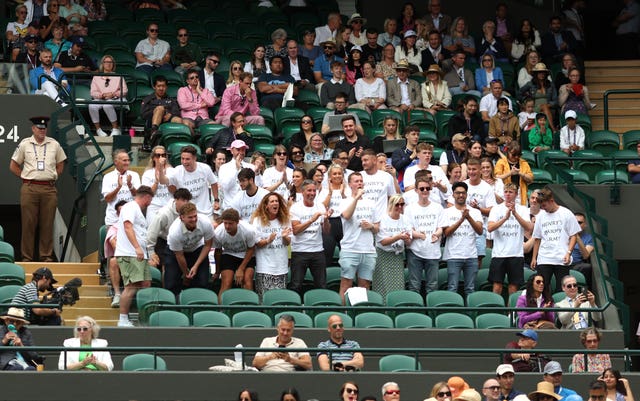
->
[245,44,270,83]
[215,72,264,126]
[447,95,484,145]
[283,39,315,91]
[503,329,550,372]
[361,28,383,64]
[540,15,579,65]
[320,60,357,109]
[140,75,183,141]
[59,0,88,36]
[493,2,517,54]
[517,50,549,90]
[628,141,640,184]
[317,314,363,371]
[303,133,333,169]
[443,17,475,61]
[475,53,504,96]
[12,267,62,325]
[375,43,398,81]
[0,308,40,371]
[570,327,612,373]
[134,22,172,74]
[198,52,226,101]
[542,362,578,398]
[395,30,422,73]
[314,12,341,46]
[29,47,68,106]
[422,63,451,115]
[529,382,562,401]
[516,274,555,329]
[558,67,592,115]
[171,27,202,78]
[488,98,519,145]
[177,69,217,134]
[519,63,558,131]
[300,30,321,66]
[439,133,468,175]
[89,55,127,137]
[528,113,553,153]
[378,18,401,47]
[58,316,114,371]
[335,26,354,60]
[420,30,451,70]
[314,39,344,85]
[321,92,365,137]
[558,110,584,156]
[517,97,537,132]
[43,21,70,62]
[374,115,402,154]
[6,5,29,62]
[555,274,601,330]
[476,20,509,62]
[511,19,542,64]
[205,112,254,156]
[386,59,423,113]
[55,35,96,83]
[252,314,312,372]
[444,50,482,98]
[15,32,41,70]
[265,28,289,63]
[257,55,297,111]
[479,79,512,125]
[345,45,364,85]
[554,53,583,90]
[354,60,387,112]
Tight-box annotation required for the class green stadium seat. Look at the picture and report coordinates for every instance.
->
[0,242,15,263]
[326,266,342,292]
[570,270,587,287]
[466,291,506,317]
[347,107,373,130]
[610,149,637,170]
[220,288,260,306]
[274,311,313,328]
[372,109,403,129]
[198,124,226,150]
[354,312,394,328]
[345,289,384,308]
[133,8,164,23]
[232,311,273,328]
[192,311,230,327]
[365,127,384,142]
[314,311,353,328]
[274,107,305,133]
[409,110,437,131]
[135,287,176,323]
[296,90,321,108]
[123,354,167,371]
[263,289,302,307]
[379,354,421,371]
[179,288,218,306]
[622,130,640,150]
[529,168,554,191]
[435,312,475,328]
[0,263,25,286]
[587,130,620,156]
[594,169,629,184]
[435,110,456,140]
[557,168,591,184]
[537,150,570,173]
[159,123,192,147]
[419,129,438,145]
[0,285,21,314]
[394,312,433,328]
[150,266,162,288]
[148,310,190,327]
[307,107,329,127]
[475,313,511,329]
[521,150,537,168]
[572,149,607,181]
[303,288,342,307]
[552,291,566,303]
[385,290,425,308]
[426,290,464,318]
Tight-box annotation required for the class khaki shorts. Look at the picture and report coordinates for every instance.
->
[117,256,152,285]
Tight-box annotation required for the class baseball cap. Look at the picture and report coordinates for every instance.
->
[496,364,515,376]
[70,35,86,47]
[228,139,248,150]
[33,267,57,284]
[564,110,577,120]
[516,329,538,342]
[543,361,563,375]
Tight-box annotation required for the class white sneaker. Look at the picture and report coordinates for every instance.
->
[111,128,121,136]
[111,294,120,308]
[117,319,134,327]
[96,128,108,137]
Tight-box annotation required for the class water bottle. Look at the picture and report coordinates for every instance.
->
[208,248,216,275]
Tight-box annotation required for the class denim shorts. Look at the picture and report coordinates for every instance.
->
[338,251,376,281]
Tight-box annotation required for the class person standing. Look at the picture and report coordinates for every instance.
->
[101,149,141,227]
[115,186,154,327]
[10,116,66,262]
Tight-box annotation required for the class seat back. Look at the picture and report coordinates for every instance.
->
[148,310,190,327]
[192,311,231,327]
[379,354,421,372]
[232,311,273,328]
[354,312,394,328]
[122,354,167,371]
[394,312,433,328]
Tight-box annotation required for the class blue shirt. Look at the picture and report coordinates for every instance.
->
[570,232,593,263]
[317,338,360,364]
[313,55,344,81]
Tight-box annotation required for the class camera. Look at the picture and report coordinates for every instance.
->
[41,277,83,309]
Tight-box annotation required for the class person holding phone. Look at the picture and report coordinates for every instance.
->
[556,275,601,330]
[58,316,113,371]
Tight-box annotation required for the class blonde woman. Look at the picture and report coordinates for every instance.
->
[319,164,350,265]
[58,316,113,371]
[141,145,174,225]
[89,54,128,136]
[422,64,451,115]
[226,60,244,86]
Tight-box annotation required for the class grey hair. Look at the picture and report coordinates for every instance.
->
[74,316,100,339]
[271,28,287,42]
[381,382,399,396]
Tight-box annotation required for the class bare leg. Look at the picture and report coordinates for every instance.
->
[218,270,234,303]
[339,278,354,305]
[508,283,519,294]
[492,281,503,295]
[108,257,121,296]
[243,267,255,291]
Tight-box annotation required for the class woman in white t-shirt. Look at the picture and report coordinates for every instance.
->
[318,164,350,266]
[262,145,293,199]
[287,167,306,207]
[480,157,504,204]
[6,5,28,61]
[251,192,291,300]
[141,145,175,226]
[373,194,413,299]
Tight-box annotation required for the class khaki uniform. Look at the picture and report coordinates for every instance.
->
[11,135,66,262]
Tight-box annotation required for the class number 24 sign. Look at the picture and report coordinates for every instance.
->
[0,125,19,143]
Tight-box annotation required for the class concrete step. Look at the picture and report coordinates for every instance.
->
[585,60,640,68]
[20,262,100,275]
[78,285,109,297]
[61,306,119,322]
[591,117,640,133]
[71,296,113,308]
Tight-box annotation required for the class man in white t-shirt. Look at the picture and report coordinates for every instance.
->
[439,181,483,295]
[218,140,254,209]
[479,80,512,122]
[171,145,219,217]
[338,172,380,303]
[531,187,581,293]
[487,183,533,295]
[213,208,256,303]
[289,180,330,294]
[165,202,214,297]
[229,167,269,221]
[404,175,443,294]
[360,149,396,217]
[403,143,449,204]
[114,186,154,327]
[102,149,141,226]
[147,188,193,270]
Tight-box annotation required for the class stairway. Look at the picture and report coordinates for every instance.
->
[20,262,119,327]
[585,60,640,133]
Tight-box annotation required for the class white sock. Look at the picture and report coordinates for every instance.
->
[119,314,128,321]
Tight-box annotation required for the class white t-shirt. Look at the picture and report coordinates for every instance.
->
[559,125,585,151]
[102,169,141,226]
[405,201,444,259]
[339,197,378,253]
[361,169,396,217]
[167,213,215,253]
[438,206,482,259]
[479,93,512,118]
[488,203,530,258]
[218,160,255,210]
[317,187,352,218]
[532,205,581,265]
[376,214,413,253]
[403,164,450,205]
[142,167,175,210]
[252,217,291,275]
[262,166,293,199]
[213,220,256,258]
[114,200,148,258]
[290,201,326,252]
[171,162,218,217]
[229,187,269,221]
[486,178,505,203]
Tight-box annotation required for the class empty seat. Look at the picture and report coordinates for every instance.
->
[263,289,302,307]
[587,130,620,156]
[0,263,25,286]
[434,312,474,328]
[475,313,511,329]
[378,354,421,372]
[572,149,606,181]
[466,291,506,317]
[594,169,629,184]
[394,312,433,328]
[148,310,190,327]
[232,311,272,328]
[426,290,464,317]
[354,312,394,328]
[135,287,176,323]
[123,354,167,371]
[192,311,231,327]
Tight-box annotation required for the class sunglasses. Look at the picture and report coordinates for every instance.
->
[535,280,544,284]
[104,78,110,87]
[76,326,91,332]
[208,59,220,64]
[291,151,304,155]
[232,67,242,71]
[484,387,500,391]
[576,220,585,224]
[437,392,452,397]
[331,323,344,329]
[275,152,287,156]
[188,76,198,80]
[301,119,312,124]
[564,283,578,288]
[385,390,400,396]
[417,186,430,192]
[178,33,188,37]
[395,203,405,207]
[323,45,335,49]
[154,153,167,158]
[149,28,159,33]
[345,388,358,395]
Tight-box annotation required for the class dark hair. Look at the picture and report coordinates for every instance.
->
[269,54,285,65]
[220,208,240,222]
[601,369,626,395]
[231,112,245,124]
[367,28,378,35]
[136,185,154,197]
[341,115,356,125]
[524,274,551,307]
[549,15,563,24]
[289,167,307,199]
[153,75,167,86]
[237,167,255,181]
[114,200,128,210]
[497,97,510,107]
[516,19,537,45]
[589,380,606,392]
[237,389,259,401]
[180,145,198,156]
[452,181,468,192]
[280,388,300,401]
[185,68,199,79]
[206,51,221,59]
[334,91,348,102]
[173,188,192,201]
